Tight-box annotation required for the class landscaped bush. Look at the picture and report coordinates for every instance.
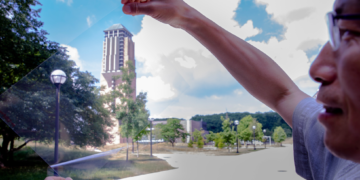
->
[188,140,193,148]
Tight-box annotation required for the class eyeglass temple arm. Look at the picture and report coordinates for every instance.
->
[334,14,360,20]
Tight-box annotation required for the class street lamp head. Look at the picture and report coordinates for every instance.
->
[234,120,239,125]
[263,129,266,133]
[50,70,67,84]
[252,125,256,130]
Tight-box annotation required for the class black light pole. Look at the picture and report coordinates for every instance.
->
[50,70,67,176]
[149,119,153,157]
[263,129,266,149]
[54,83,60,166]
[234,120,239,153]
[150,121,153,157]
[252,125,256,150]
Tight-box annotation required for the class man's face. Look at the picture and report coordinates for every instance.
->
[309,0,360,162]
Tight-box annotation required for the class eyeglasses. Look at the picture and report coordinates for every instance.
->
[326,12,360,50]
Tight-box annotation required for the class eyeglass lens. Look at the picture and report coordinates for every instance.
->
[326,12,340,50]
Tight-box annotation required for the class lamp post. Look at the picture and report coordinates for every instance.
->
[263,129,266,149]
[50,70,67,176]
[252,125,256,150]
[149,119,153,157]
[234,120,239,153]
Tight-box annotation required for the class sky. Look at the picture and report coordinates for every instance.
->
[37,0,335,119]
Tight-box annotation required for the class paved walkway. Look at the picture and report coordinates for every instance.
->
[123,145,304,180]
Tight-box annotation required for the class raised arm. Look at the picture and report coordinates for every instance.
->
[121,0,309,127]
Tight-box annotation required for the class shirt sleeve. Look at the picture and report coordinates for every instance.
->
[292,97,324,180]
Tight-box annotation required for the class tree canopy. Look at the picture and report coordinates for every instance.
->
[273,126,287,146]
[191,111,291,137]
[158,118,187,147]
[0,0,113,167]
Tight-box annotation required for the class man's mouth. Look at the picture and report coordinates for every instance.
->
[324,106,343,114]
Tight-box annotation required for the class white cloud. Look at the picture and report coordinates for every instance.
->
[294,75,319,97]
[209,95,222,100]
[137,76,176,102]
[133,0,336,119]
[56,0,73,6]
[148,92,271,119]
[60,44,82,70]
[234,89,243,96]
[87,15,95,27]
[174,56,197,69]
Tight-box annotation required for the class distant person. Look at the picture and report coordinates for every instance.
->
[120,0,360,179]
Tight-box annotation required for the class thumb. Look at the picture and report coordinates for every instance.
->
[122,2,154,16]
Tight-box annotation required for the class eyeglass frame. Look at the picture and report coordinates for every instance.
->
[326,12,360,51]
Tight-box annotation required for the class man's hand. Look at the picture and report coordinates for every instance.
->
[121,0,196,29]
[44,176,72,180]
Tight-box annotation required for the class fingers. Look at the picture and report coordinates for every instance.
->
[122,2,154,16]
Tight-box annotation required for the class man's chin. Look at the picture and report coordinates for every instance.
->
[324,132,360,163]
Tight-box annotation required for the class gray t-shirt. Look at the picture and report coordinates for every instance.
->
[293,97,360,180]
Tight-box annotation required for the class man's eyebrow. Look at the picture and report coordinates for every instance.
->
[334,1,345,15]
[335,7,343,15]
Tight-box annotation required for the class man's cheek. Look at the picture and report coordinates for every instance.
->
[338,49,360,101]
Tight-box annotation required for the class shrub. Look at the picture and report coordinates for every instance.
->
[188,140,193,148]
[197,136,204,148]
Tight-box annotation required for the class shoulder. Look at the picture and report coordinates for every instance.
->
[292,97,324,179]
[292,97,323,140]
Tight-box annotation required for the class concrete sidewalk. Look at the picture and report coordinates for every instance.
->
[123,144,304,180]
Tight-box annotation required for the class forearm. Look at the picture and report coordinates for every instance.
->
[120,0,309,126]
[181,8,308,124]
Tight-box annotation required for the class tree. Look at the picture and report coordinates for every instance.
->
[237,115,253,133]
[192,128,203,142]
[205,131,216,143]
[213,133,223,148]
[153,124,163,140]
[0,48,114,166]
[220,116,236,152]
[0,0,60,94]
[254,122,264,141]
[240,128,252,148]
[131,93,150,157]
[273,126,287,146]
[187,139,193,148]
[115,60,143,161]
[217,138,225,149]
[238,115,253,148]
[0,0,58,167]
[237,115,264,147]
[191,111,291,134]
[181,135,186,143]
[197,135,204,148]
[158,118,187,147]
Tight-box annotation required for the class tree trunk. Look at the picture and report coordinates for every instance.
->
[132,141,134,153]
[126,138,129,161]
[0,134,11,166]
[9,139,14,163]
[137,141,139,158]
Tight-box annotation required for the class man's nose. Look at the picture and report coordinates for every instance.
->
[309,42,337,85]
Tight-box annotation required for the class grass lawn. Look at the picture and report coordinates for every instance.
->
[101,142,267,157]
[0,140,174,180]
[0,139,278,179]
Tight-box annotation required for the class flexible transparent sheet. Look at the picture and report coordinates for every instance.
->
[0,3,168,179]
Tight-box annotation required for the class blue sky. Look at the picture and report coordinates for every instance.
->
[36,0,333,119]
